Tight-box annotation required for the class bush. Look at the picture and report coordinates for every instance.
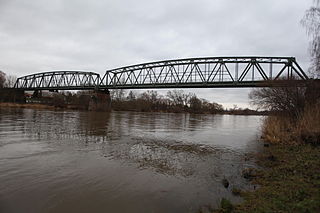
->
[249,80,306,119]
[250,80,320,145]
[220,198,233,213]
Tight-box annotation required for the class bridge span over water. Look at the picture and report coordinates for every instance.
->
[14,56,309,91]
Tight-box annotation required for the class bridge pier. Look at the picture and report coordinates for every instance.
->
[32,90,42,98]
[88,90,111,111]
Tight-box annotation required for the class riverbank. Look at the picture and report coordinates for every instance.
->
[0,102,93,111]
[215,104,320,212]
[215,143,320,213]
[0,102,55,110]
[0,102,267,115]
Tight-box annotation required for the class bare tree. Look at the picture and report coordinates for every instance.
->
[0,71,5,88]
[110,89,126,101]
[127,91,136,101]
[249,84,306,118]
[301,0,320,76]
[189,95,202,112]
[4,75,17,88]
[166,90,191,106]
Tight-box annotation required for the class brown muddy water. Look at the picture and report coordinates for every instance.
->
[0,108,263,213]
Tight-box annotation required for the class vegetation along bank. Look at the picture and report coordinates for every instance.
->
[214,80,320,213]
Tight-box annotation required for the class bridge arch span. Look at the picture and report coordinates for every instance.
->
[100,56,308,89]
[14,71,101,90]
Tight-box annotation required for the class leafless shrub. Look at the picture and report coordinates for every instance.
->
[0,71,6,88]
[249,83,306,118]
[301,0,320,76]
[4,75,17,88]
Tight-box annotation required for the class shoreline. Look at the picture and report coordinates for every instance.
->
[215,143,320,213]
[0,102,55,110]
[0,102,267,116]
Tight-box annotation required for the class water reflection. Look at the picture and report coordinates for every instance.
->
[0,108,262,213]
[16,110,261,177]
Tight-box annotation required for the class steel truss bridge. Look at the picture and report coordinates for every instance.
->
[14,56,309,90]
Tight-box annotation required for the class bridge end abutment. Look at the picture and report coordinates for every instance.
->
[0,88,26,103]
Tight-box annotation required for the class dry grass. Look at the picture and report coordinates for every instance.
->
[262,115,297,144]
[0,102,55,110]
[214,104,320,213]
[262,104,320,145]
[297,104,320,136]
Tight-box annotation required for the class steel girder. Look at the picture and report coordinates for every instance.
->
[14,71,101,90]
[100,56,309,89]
[14,57,309,90]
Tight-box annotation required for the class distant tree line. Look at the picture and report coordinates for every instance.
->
[29,90,96,110]
[22,89,265,115]
[21,89,225,114]
[36,89,265,115]
[110,89,224,114]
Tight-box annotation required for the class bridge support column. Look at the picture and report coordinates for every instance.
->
[32,90,42,98]
[88,90,111,111]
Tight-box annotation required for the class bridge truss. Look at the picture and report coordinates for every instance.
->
[14,57,309,90]
[100,57,308,89]
[14,71,100,90]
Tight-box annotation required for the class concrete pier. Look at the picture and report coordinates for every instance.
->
[88,90,111,111]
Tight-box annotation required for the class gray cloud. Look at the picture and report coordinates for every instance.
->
[0,0,313,108]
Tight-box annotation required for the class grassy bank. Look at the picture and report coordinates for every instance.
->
[262,105,320,145]
[215,145,320,213]
[215,104,320,213]
[230,144,320,212]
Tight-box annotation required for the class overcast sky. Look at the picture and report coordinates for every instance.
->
[0,0,313,108]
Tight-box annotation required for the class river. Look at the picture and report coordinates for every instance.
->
[0,108,263,213]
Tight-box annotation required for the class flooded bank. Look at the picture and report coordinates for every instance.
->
[0,108,263,213]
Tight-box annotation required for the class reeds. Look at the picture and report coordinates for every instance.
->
[262,103,320,145]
